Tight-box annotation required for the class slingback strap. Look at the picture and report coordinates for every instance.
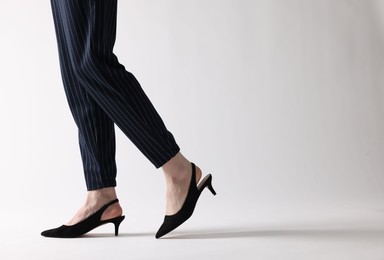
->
[99,199,119,214]
[190,162,198,190]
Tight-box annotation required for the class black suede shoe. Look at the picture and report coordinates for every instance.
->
[41,199,125,238]
[155,162,216,238]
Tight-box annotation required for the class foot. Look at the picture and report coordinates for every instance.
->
[66,187,123,226]
[162,153,202,215]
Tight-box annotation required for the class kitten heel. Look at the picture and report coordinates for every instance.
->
[111,216,125,236]
[207,178,216,195]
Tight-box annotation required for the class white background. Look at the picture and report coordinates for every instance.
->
[0,0,384,259]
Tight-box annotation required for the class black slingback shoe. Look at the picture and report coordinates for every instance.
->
[41,199,125,238]
[155,162,216,239]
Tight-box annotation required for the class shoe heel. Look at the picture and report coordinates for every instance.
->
[207,177,217,196]
[112,216,125,236]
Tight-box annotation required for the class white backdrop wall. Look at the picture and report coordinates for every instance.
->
[0,0,384,229]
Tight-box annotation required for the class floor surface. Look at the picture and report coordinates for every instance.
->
[1,204,384,260]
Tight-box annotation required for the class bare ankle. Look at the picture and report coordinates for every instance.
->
[87,187,117,202]
[162,152,191,180]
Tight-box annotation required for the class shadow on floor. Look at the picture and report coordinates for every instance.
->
[77,224,384,240]
[162,226,384,240]
[81,232,154,238]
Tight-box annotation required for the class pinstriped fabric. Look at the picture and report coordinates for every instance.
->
[50,0,180,190]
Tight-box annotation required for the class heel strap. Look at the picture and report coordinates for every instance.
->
[99,198,119,213]
[190,162,197,189]
[191,162,196,176]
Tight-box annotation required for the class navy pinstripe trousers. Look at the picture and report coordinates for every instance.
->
[50,0,180,190]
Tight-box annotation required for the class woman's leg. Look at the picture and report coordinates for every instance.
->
[49,0,201,226]
[51,0,118,192]
[50,0,123,224]
[51,0,180,168]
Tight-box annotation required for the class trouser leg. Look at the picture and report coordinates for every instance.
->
[50,0,118,190]
[50,0,180,187]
